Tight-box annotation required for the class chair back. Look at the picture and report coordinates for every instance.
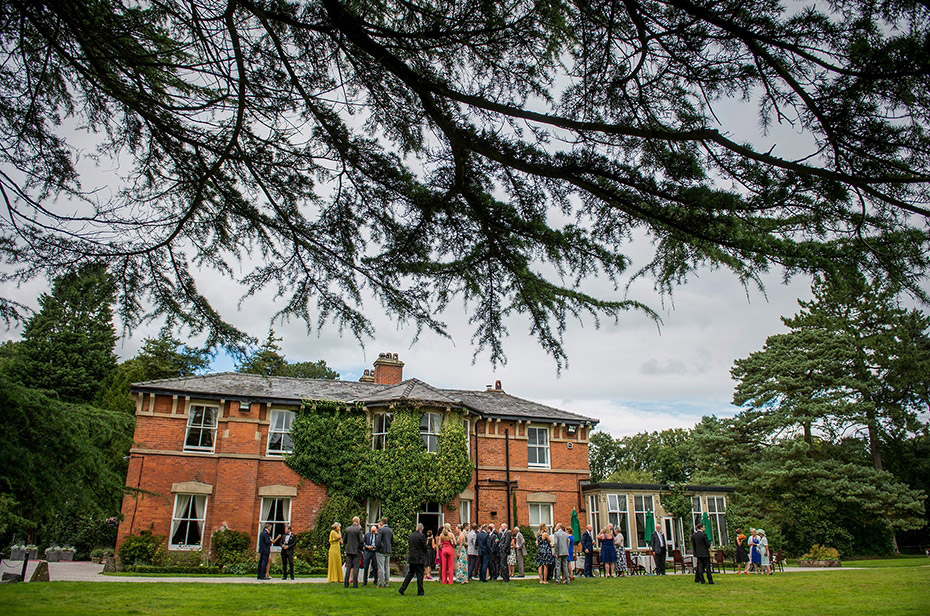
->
[671,549,683,563]
[775,550,784,563]
[714,550,724,564]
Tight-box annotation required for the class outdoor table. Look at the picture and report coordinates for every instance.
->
[631,551,655,574]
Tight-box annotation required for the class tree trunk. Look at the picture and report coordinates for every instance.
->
[803,421,812,444]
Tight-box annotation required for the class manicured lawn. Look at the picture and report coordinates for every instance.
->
[2,567,928,615]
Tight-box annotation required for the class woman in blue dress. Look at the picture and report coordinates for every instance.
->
[598,527,616,577]
[749,528,761,573]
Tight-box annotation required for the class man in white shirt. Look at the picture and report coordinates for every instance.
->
[651,528,668,575]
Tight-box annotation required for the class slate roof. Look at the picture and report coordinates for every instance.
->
[132,372,598,425]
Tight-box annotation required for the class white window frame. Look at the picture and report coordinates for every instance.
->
[372,412,392,450]
[170,494,208,550]
[420,412,442,453]
[459,499,471,525]
[259,497,291,551]
[528,502,553,528]
[691,496,703,532]
[707,496,727,545]
[266,409,296,455]
[588,494,600,533]
[366,499,382,527]
[527,426,550,469]
[607,493,630,542]
[633,494,655,549]
[184,404,219,452]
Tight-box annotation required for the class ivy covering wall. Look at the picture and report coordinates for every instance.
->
[287,402,473,559]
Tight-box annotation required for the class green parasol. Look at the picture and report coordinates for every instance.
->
[702,511,713,544]
[644,510,656,543]
[571,509,581,542]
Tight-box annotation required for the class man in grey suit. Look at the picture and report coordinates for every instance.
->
[498,523,512,582]
[343,516,364,588]
[513,526,526,577]
[553,523,571,584]
[376,517,393,587]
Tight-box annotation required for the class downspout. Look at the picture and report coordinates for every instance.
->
[474,418,480,521]
[505,428,511,527]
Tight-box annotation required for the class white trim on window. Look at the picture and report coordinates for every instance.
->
[366,500,382,527]
[266,409,295,455]
[527,426,550,468]
[170,494,208,550]
[459,499,471,525]
[528,502,553,528]
[462,418,471,455]
[588,494,600,532]
[184,404,219,452]
[372,413,392,450]
[607,493,630,542]
[259,497,291,551]
[633,494,655,549]
[420,412,441,453]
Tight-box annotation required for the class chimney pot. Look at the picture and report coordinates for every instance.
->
[373,352,404,385]
[495,380,502,390]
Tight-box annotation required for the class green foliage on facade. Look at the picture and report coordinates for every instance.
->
[287,402,472,559]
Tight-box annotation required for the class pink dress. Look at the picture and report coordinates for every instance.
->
[440,538,456,584]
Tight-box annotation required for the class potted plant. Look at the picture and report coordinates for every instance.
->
[797,544,841,567]
[25,544,39,560]
[45,545,62,562]
[59,545,76,561]
[9,544,26,560]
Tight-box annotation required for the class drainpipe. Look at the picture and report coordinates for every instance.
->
[505,428,511,527]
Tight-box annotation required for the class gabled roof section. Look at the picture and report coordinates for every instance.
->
[131,372,386,403]
[131,372,598,425]
[446,390,598,425]
[356,378,464,408]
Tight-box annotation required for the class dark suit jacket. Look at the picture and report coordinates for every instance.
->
[363,531,377,551]
[376,525,393,554]
[476,530,490,556]
[499,530,512,555]
[651,531,667,554]
[281,532,297,551]
[407,530,428,565]
[581,531,593,553]
[691,531,711,558]
[258,529,272,554]
[344,524,364,555]
[489,530,500,555]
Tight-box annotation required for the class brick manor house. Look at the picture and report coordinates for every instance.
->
[116,353,600,554]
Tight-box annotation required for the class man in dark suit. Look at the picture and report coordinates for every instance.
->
[398,523,428,596]
[257,523,272,580]
[476,524,490,582]
[498,523,512,582]
[651,527,668,575]
[488,523,500,580]
[362,525,378,585]
[691,524,714,584]
[581,524,594,577]
[343,516,364,588]
[280,525,297,580]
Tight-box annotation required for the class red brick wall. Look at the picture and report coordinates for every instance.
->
[118,394,591,554]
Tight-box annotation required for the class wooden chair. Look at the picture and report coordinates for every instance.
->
[773,550,785,572]
[671,549,692,574]
[711,550,727,574]
[626,551,646,575]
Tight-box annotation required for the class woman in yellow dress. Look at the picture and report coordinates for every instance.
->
[327,522,344,583]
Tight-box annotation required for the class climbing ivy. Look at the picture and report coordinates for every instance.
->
[286,401,473,558]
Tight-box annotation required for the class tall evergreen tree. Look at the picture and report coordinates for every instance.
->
[237,330,339,379]
[732,276,930,471]
[14,264,117,403]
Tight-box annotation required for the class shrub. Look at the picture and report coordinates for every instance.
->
[518,525,537,566]
[801,544,841,561]
[118,529,162,565]
[212,528,251,566]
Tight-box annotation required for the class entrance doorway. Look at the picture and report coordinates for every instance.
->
[663,517,685,552]
[418,502,443,536]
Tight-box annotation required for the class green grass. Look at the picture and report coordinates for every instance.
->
[2,566,929,616]
[842,555,930,568]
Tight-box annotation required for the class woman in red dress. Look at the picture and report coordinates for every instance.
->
[439,523,456,584]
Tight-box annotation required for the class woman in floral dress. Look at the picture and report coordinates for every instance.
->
[613,529,627,576]
[536,523,555,584]
[454,524,469,583]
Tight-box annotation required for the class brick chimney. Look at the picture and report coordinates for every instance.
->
[359,369,375,383]
[373,352,404,385]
